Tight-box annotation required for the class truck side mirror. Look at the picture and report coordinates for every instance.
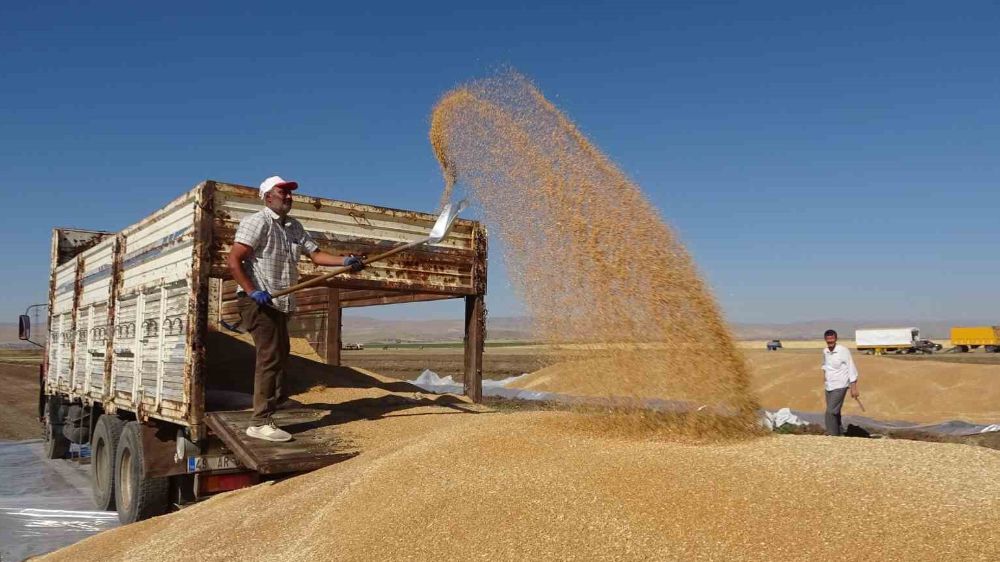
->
[18,315,30,340]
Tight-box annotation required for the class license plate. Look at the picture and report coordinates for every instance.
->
[187,455,243,473]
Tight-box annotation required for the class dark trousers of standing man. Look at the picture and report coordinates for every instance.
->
[824,386,849,436]
[238,296,290,425]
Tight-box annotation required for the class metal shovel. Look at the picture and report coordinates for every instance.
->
[271,199,468,298]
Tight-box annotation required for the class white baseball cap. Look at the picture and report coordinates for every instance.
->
[259,175,299,199]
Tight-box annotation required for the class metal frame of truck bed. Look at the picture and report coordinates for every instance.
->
[45,180,487,443]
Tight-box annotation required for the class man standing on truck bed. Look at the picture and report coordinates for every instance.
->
[227,176,365,442]
[821,329,860,436]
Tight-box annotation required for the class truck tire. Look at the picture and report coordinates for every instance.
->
[43,395,70,460]
[115,422,169,524]
[92,414,126,511]
[62,404,91,444]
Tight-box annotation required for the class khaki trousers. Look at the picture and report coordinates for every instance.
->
[238,296,290,425]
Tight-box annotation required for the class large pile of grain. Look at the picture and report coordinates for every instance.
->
[510,350,1000,424]
[43,408,1000,561]
[746,350,1000,424]
[430,73,758,432]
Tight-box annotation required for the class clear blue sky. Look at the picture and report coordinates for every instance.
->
[3,1,998,324]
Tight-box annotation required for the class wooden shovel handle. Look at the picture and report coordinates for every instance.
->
[270,238,428,298]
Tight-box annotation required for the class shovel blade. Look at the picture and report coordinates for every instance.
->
[428,199,468,243]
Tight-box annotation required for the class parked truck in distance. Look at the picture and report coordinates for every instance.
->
[950,326,1000,353]
[855,327,942,355]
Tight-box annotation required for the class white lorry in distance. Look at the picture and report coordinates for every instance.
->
[855,327,942,355]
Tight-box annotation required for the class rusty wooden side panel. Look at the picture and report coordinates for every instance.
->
[325,288,341,365]
[338,291,457,308]
[54,228,113,266]
[210,182,478,296]
[46,231,58,389]
[66,254,84,393]
[464,224,488,402]
[185,181,216,440]
[107,187,198,426]
[47,229,115,394]
[101,235,124,405]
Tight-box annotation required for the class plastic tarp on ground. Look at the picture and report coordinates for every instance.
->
[768,409,1000,436]
[413,369,552,401]
[411,370,1000,437]
[0,440,118,562]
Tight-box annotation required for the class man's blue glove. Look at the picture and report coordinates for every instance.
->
[249,290,272,306]
[344,255,365,272]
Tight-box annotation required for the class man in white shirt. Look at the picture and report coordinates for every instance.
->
[821,329,860,436]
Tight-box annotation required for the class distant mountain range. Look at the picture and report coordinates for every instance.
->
[334,317,979,343]
[0,317,985,347]
[340,317,989,343]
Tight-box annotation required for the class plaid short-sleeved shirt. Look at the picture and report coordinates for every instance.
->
[234,207,319,313]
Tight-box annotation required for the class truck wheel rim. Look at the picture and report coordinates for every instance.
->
[119,448,133,512]
[95,439,107,492]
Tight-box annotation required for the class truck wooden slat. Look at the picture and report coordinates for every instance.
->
[204,409,356,474]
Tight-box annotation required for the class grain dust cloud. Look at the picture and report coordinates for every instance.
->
[431,72,760,437]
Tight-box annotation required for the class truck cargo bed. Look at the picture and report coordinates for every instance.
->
[205,408,357,475]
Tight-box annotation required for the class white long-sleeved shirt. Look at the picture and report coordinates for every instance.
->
[822,344,859,391]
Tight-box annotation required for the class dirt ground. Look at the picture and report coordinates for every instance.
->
[0,361,41,440]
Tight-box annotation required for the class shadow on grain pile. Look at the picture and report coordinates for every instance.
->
[204,331,477,428]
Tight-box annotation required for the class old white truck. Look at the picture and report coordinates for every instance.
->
[23,180,487,524]
[855,327,942,355]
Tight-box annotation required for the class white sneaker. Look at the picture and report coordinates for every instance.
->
[246,420,292,442]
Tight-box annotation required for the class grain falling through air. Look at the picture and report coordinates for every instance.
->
[431,73,759,438]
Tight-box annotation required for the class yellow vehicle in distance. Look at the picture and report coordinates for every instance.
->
[950,326,1000,353]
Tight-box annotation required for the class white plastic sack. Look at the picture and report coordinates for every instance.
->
[762,407,808,431]
[412,369,549,401]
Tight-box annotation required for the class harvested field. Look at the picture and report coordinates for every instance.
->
[0,361,41,441]
[41,405,1000,561]
[343,347,553,381]
[507,348,1000,424]
[746,349,1000,424]
[883,352,1000,366]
